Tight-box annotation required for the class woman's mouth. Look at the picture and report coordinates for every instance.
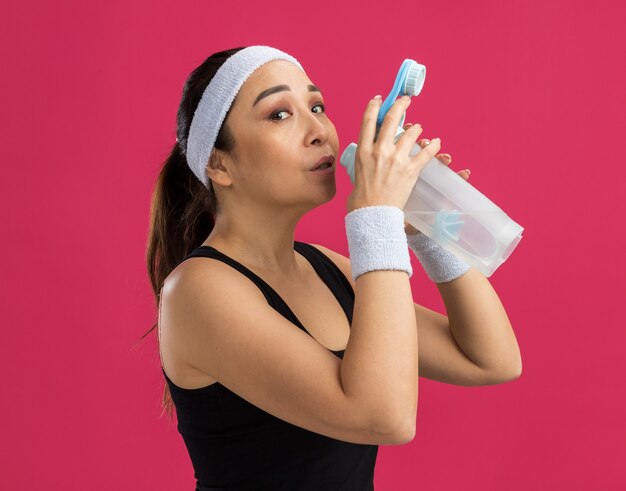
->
[309,162,334,174]
[310,162,333,171]
[309,155,336,174]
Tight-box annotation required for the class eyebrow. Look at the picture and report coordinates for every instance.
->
[252,84,321,107]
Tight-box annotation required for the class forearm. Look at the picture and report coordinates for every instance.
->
[345,270,418,437]
[436,267,522,376]
[342,205,419,439]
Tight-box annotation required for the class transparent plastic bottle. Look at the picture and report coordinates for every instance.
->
[340,136,524,277]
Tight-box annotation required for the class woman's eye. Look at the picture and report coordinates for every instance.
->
[269,103,326,121]
[269,109,290,121]
[312,103,325,114]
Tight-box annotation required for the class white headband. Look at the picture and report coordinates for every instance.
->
[186,45,304,188]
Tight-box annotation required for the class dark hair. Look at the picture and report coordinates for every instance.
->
[139,46,246,419]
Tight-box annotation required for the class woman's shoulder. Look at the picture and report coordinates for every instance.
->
[163,249,267,305]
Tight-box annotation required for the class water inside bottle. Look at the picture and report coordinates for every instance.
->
[404,210,503,259]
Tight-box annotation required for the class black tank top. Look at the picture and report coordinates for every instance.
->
[161,241,378,490]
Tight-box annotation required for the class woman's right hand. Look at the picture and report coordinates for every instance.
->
[346,95,442,213]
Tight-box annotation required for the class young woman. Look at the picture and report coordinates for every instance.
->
[144,45,522,490]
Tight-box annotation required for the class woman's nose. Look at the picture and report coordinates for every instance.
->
[305,112,329,146]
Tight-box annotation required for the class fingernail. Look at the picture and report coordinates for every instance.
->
[373,94,382,100]
[432,137,440,142]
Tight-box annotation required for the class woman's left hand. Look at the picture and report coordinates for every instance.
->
[402,124,471,235]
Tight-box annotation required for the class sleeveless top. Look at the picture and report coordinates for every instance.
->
[161,241,378,490]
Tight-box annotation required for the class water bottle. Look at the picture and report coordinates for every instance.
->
[340,59,524,277]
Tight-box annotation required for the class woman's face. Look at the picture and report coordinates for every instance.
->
[210,59,339,210]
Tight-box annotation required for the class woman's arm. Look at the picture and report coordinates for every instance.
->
[435,267,522,377]
[311,244,522,386]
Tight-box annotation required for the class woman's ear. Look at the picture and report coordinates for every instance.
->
[206,149,232,188]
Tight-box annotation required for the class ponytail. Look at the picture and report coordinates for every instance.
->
[139,46,244,419]
[141,142,216,418]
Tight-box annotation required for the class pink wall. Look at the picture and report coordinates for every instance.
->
[1,0,624,489]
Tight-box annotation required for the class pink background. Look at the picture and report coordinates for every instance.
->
[2,0,624,489]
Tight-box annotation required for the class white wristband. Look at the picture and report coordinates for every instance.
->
[406,231,471,283]
[345,205,413,281]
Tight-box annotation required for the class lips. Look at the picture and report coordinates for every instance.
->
[310,155,335,171]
